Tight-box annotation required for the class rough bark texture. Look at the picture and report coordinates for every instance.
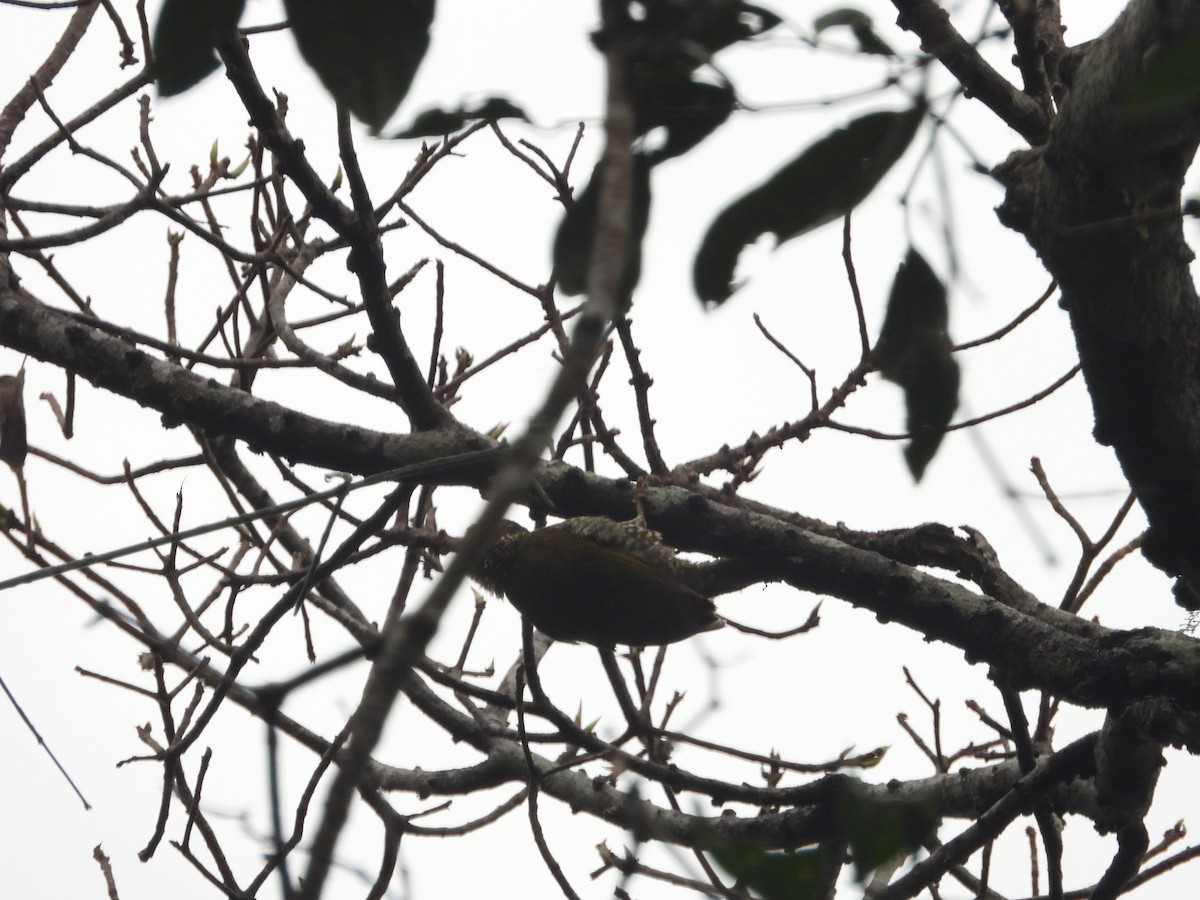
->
[0,277,489,476]
[995,0,1200,607]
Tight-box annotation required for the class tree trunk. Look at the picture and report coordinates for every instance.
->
[995,0,1200,608]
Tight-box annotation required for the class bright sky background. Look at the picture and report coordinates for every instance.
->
[2,1,1196,898]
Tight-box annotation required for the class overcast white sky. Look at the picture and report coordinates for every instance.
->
[3,1,1197,898]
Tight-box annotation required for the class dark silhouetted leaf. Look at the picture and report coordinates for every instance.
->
[741,4,785,40]
[814,7,896,56]
[283,0,435,132]
[637,78,736,163]
[875,249,947,372]
[702,778,938,900]
[0,371,27,472]
[682,1,783,56]
[153,0,246,97]
[391,97,529,139]
[899,348,959,480]
[834,778,941,880]
[1120,29,1200,119]
[471,97,527,122]
[709,840,832,900]
[553,157,652,303]
[814,8,872,31]
[876,249,959,481]
[694,103,924,305]
[629,1,782,64]
[392,108,467,139]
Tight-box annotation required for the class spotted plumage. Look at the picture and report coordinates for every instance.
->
[474,517,721,646]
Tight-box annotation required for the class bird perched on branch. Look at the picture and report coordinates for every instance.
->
[473,516,722,647]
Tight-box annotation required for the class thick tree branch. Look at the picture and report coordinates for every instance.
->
[0,283,489,475]
[7,271,1200,718]
[635,490,1200,712]
[874,735,1097,900]
[892,0,1050,143]
[994,0,1200,608]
